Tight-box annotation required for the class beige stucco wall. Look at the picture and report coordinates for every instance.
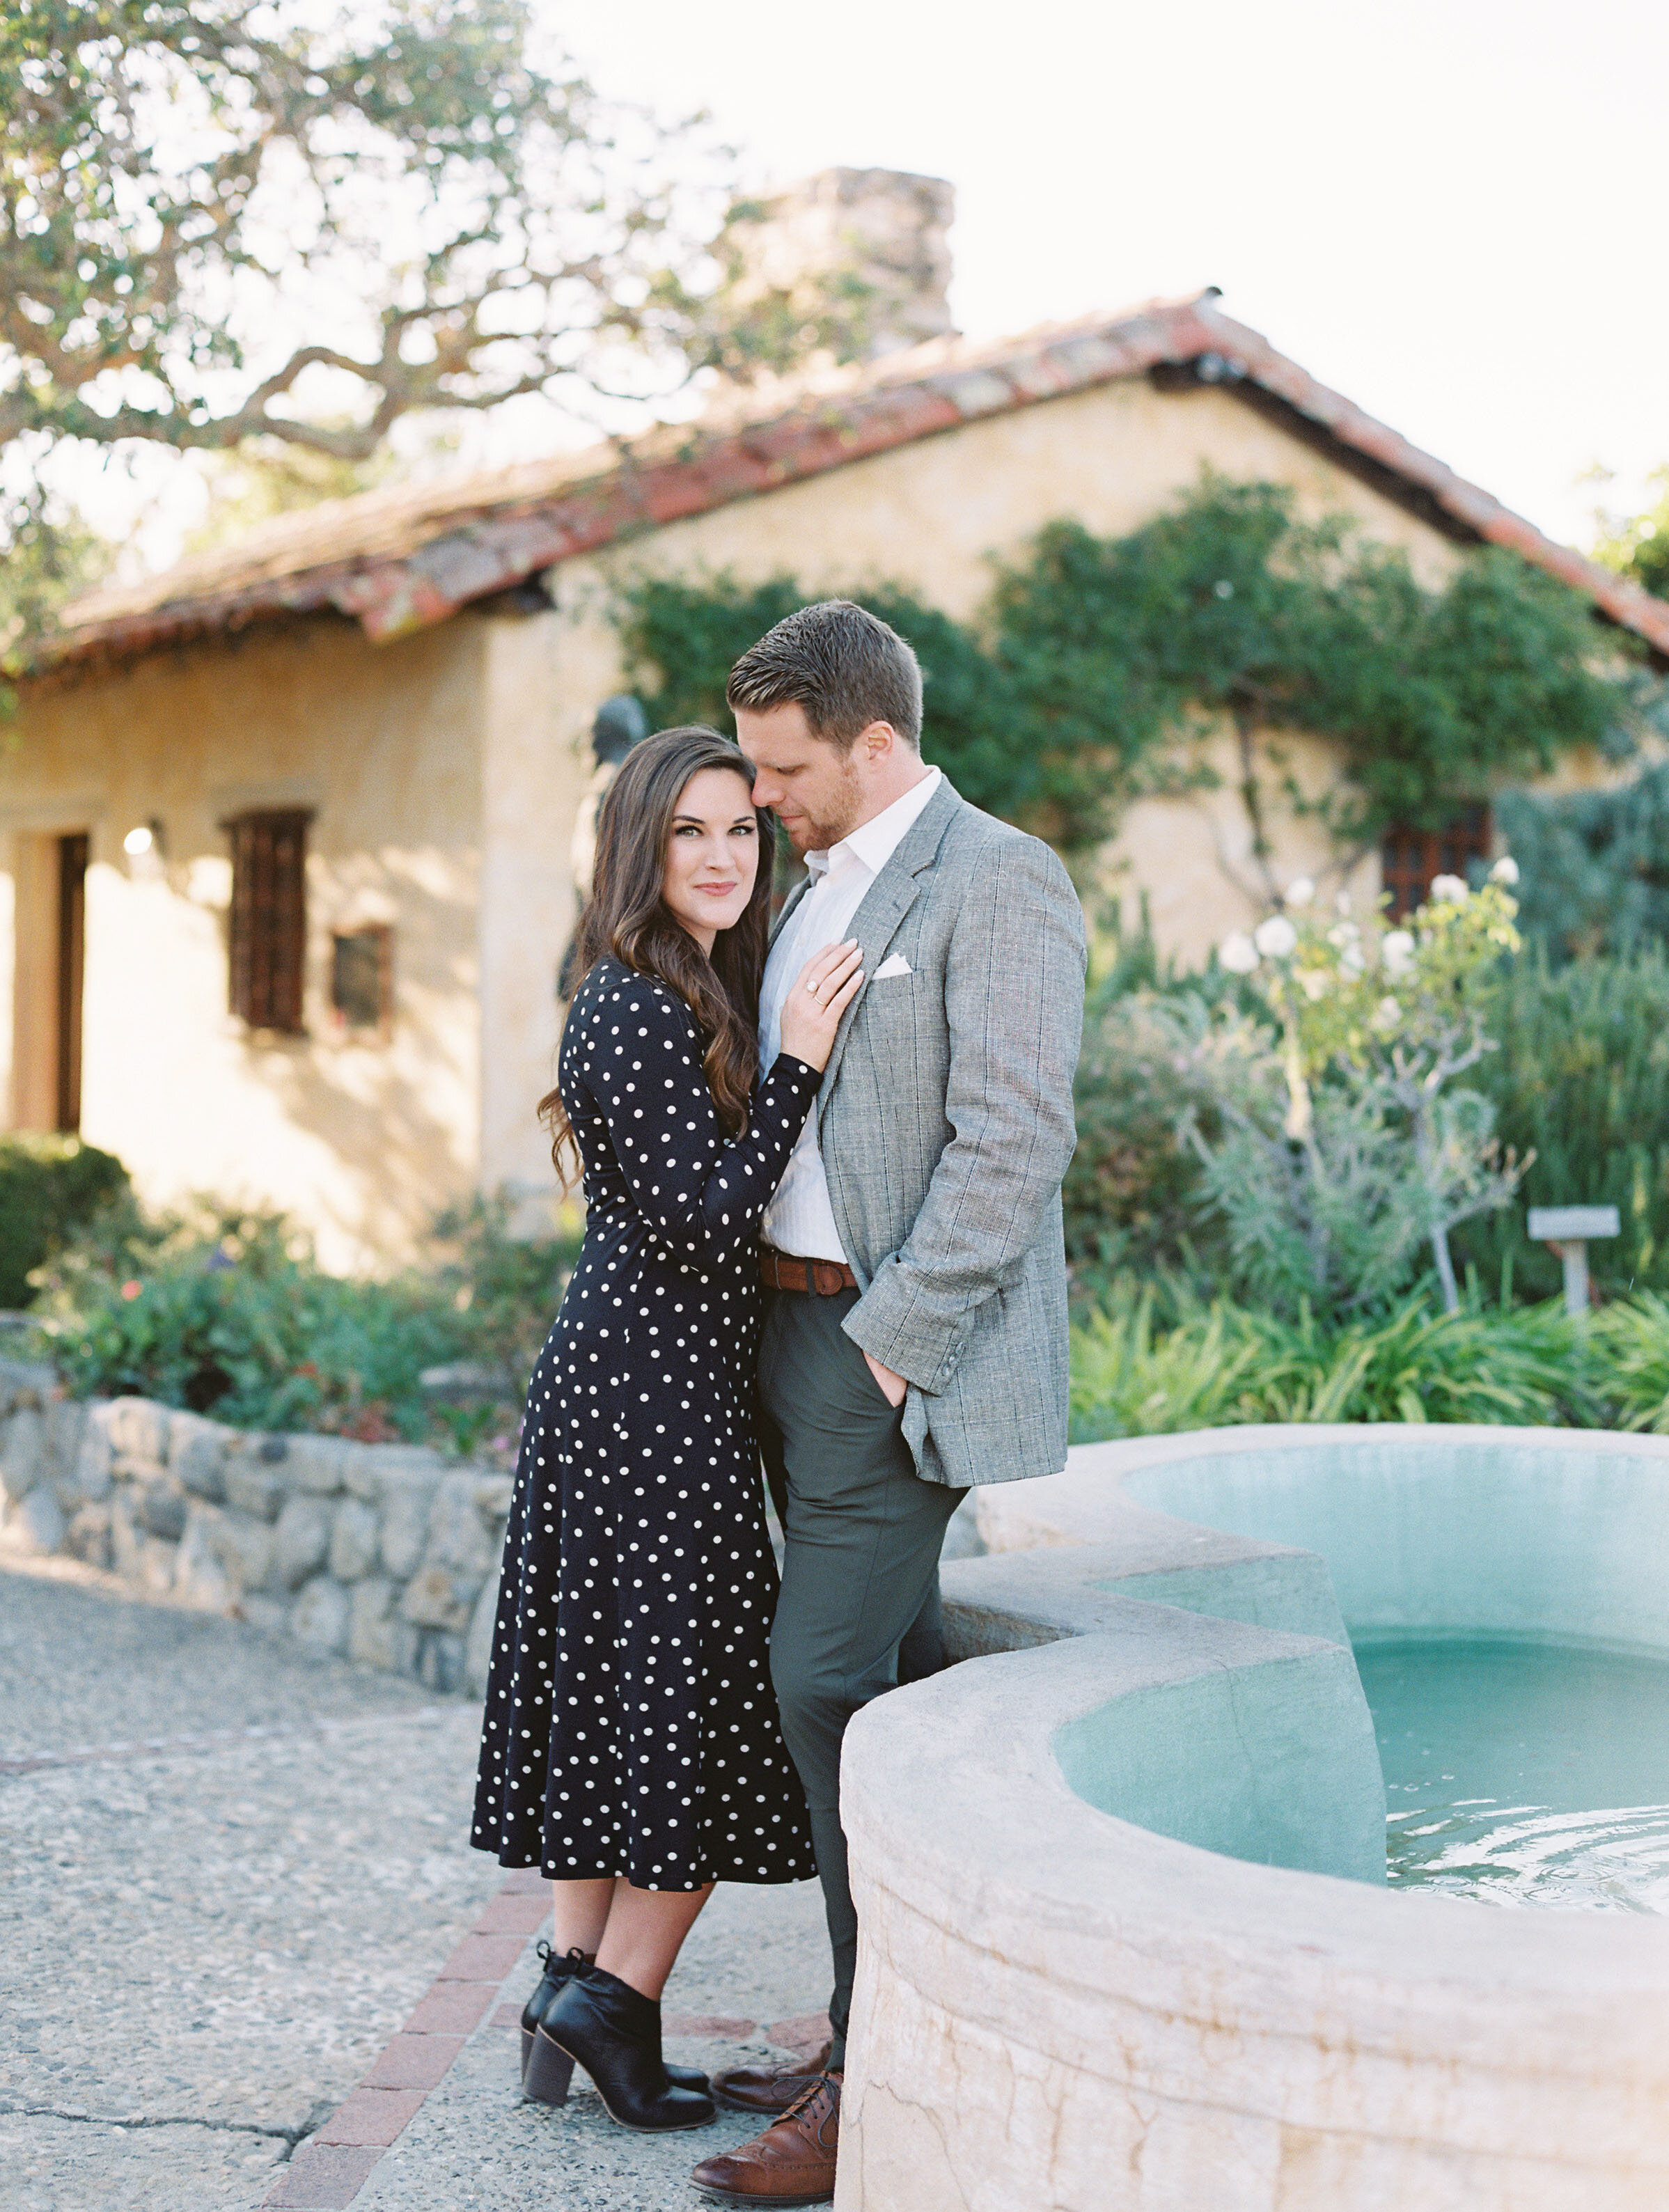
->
[554,377,1466,959]
[2,618,492,1271]
[1,374,1530,1269]
[476,610,591,1220]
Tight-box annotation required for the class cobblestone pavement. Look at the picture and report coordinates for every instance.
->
[0,1565,830,2212]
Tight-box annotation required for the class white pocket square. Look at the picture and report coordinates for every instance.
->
[872,953,913,980]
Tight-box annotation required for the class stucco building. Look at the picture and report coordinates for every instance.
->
[6,198,1667,1267]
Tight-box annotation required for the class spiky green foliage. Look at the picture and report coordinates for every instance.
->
[1450,947,1669,1299]
[1068,1280,1669,1441]
[1597,1292,1669,1433]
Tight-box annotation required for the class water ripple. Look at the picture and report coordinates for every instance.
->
[1386,1798,1669,1912]
[1357,1638,1669,1915]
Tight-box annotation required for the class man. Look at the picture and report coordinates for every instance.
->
[690,602,1086,2208]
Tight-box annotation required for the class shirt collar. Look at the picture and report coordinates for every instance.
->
[805,767,941,884]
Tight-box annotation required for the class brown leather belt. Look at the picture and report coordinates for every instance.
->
[759,1246,857,1296]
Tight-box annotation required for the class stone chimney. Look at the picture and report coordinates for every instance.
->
[718,168,956,366]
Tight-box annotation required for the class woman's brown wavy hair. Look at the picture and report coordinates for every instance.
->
[540,725,776,1186]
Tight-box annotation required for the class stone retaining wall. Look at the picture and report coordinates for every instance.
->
[0,1361,508,1696]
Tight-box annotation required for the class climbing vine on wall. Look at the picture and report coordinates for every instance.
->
[613,571,1031,828]
[612,473,1640,865]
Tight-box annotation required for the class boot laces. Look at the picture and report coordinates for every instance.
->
[535,1941,591,1982]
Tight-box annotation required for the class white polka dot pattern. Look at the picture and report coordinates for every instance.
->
[471,957,822,1888]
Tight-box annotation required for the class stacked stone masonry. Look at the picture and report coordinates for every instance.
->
[0,1360,508,1695]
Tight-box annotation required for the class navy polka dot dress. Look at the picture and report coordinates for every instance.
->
[472,957,820,1888]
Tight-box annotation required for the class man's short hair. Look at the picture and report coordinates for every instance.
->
[726,599,923,751]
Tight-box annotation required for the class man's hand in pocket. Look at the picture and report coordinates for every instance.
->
[863,1351,907,1407]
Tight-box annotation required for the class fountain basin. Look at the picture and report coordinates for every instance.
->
[837,1425,1669,2211]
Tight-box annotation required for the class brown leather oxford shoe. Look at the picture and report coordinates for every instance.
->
[690,2071,840,2207]
[711,2040,834,2116]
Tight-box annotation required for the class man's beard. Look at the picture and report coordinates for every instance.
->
[781,755,865,854]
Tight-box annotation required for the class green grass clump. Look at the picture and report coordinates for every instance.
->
[1069,1280,1669,1441]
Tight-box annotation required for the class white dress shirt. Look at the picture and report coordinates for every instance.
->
[758,767,941,1261]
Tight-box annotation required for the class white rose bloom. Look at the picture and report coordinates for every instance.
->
[1373,995,1402,1028]
[1300,968,1329,1001]
[1490,855,1520,885]
[1340,943,1366,975]
[1429,873,1469,905]
[1219,931,1260,974]
[1253,915,1299,958]
[1326,920,1361,947]
[1285,877,1315,908]
[1381,929,1416,978]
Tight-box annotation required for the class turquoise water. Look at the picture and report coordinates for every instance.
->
[1355,1638,1669,1913]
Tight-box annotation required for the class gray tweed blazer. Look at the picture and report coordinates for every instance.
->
[774,776,1086,1488]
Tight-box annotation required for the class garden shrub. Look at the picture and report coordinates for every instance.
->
[31,1195,579,1453]
[0,1134,130,1309]
[1061,914,1235,1299]
[1068,874,1528,1324]
[1496,761,1669,961]
[1451,947,1669,1299]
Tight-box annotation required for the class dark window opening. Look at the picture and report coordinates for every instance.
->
[331,927,391,1032]
[1379,805,1491,920]
[56,831,88,1131]
[226,810,311,1033]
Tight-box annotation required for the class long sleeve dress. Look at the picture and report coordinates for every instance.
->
[472,956,821,1888]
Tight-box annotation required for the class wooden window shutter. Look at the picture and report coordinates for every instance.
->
[227,810,311,1032]
[1379,804,1491,919]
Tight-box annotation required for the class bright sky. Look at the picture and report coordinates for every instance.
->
[58,0,1667,568]
[566,0,1668,551]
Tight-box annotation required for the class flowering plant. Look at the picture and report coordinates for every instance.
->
[1192,859,1528,1313]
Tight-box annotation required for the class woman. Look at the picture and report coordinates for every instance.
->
[472,725,862,2132]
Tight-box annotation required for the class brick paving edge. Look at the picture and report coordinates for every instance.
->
[258,1874,545,2210]
[258,1871,834,2210]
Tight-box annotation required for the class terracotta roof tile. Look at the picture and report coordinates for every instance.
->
[40,290,1669,672]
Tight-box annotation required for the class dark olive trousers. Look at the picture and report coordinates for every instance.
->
[758,1285,966,2067]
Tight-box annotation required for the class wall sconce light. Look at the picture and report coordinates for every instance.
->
[123,819,166,877]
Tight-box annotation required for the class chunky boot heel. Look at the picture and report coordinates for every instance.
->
[542,1964,714,2131]
[521,1943,590,2082]
[524,2024,577,2105]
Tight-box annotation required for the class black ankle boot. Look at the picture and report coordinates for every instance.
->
[520,1944,707,2099]
[533,1963,714,2131]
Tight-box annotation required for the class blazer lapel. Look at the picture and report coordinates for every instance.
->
[817,776,964,1111]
